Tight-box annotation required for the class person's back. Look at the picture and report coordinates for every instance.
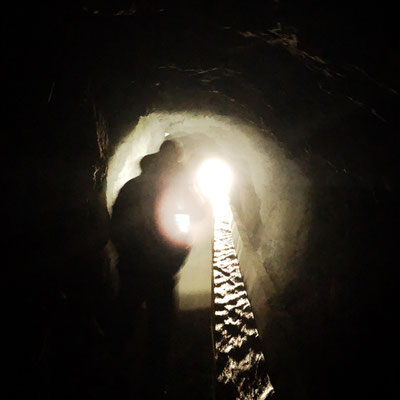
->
[109,140,195,396]
[110,174,146,259]
[111,146,191,273]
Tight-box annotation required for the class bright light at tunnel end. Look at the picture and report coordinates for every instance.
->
[196,159,233,219]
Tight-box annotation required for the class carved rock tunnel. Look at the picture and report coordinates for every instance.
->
[8,5,398,400]
[105,112,309,399]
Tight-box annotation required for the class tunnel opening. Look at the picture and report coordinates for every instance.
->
[196,157,233,219]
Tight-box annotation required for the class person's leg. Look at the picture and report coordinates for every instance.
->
[109,256,152,398]
[144,273,176,398]
[111,256,146,354]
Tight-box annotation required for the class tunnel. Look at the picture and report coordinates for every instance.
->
[7,2,398,400]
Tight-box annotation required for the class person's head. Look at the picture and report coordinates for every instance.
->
[159,139,183,163]
[140,154,156,173]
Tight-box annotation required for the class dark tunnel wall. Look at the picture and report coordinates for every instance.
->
[6,2,399,399]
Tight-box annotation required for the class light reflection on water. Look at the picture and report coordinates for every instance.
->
[213,217,274,399]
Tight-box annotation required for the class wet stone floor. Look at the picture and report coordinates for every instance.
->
[213,217,274,400]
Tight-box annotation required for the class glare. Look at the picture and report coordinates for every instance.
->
[175,213,190,233]
[156,187,192,248]
[196,159,233,218]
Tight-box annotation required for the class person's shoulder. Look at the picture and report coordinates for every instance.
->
[125,176,141,186]
[117,176,145,196]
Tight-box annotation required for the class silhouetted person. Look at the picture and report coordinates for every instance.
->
[110,140,198,398]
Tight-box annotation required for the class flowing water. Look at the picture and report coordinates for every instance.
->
[213,216,274,400]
